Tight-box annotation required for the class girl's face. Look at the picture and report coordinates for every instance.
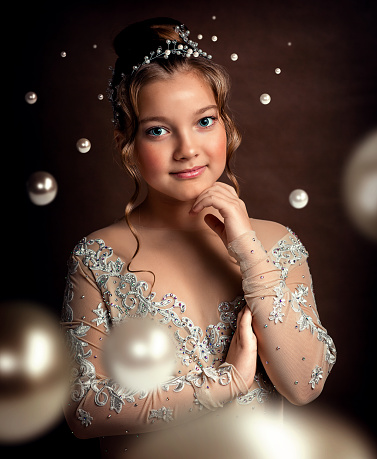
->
[133,71,227,203]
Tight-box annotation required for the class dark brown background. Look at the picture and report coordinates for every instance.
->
[5,0,377,455]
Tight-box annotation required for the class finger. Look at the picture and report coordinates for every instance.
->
[191,193,235,214]
[213,181,239,196]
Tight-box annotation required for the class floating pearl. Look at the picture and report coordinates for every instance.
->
[289,189,309,209]
[288,42,292,46]
[76,138,91,154]
[197,34,203,40]
[98,94,104,100]
[25,92,37,104]
[260,93,271,105]
[230,53,238,61]
[211,35,218,42]
[212,15,216,20]
[275,68,281,74]
[93,44,97,49]
[60,51,67,57]
[27,171,58,206]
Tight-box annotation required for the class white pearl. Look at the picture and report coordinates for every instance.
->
[197,34,203,40]
[27,172,58,206]
[211,35,217,42]
[187,48,193,54]
[164,49,171,56]
[193,51,199,57]
[25,92,37,104]
[60,51,66,57]
[178,44,183,50]
[275,68,281,74]
[76,138,91,154]
[260,93,271,104]
[98,94,103,100]
[289,189,309,209]
[230,53,238,61]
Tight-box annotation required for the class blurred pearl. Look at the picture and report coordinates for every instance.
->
[230,53,238,61]
[25,92,37,104]
[289,189,309,209]
[60,51,67,57]
[197,34,203,40]
[27,171,58,206]
[211,35,218,42]
[98,94,104,100]
[93,44,97,49]
[76,137,91,153]
[105,319,176,393]
[212,15,216,20]
[0,301,69,444]
[288,42,292,46]
[275,68,281,74]
[342,129,377,241]
[260,93,271,105]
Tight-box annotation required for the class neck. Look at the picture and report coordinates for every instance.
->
[132,188,220,231]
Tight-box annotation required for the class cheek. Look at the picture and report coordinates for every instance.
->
[134,141,167,178]
[207,127,228,164]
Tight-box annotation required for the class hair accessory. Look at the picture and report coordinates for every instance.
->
[108,24,213,127]
[131,24,212,75]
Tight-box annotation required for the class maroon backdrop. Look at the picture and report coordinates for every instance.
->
[5,0,377,455]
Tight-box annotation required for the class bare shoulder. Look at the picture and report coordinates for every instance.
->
[249,217,289,252]
[86,218,137,259]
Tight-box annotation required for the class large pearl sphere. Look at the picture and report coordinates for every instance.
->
[230,53,238,61]
[342,129,377,241]
[25,92,37,104]
[289,189,309,209]
[260,93,271,105]
[104,319,176,393]
[26,171,58,206]
[76,138,91,153]
[0,301,69,444]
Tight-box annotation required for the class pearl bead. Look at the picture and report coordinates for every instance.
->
[260,93,271,105]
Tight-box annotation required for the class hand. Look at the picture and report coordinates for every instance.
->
[225,307,257,388]
[189,182,253,246]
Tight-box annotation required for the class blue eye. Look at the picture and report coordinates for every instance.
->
[198,116,215,128]
[147,127,168,136]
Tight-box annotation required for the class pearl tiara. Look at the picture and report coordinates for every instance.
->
[131,24,212,74]
[108,23,213,127]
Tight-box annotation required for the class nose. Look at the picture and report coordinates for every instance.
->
[173,131,199,161]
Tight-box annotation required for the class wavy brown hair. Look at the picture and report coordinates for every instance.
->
[110,18,242,274]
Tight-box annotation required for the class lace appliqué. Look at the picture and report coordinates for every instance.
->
[148,406,174,423]
[268,229,337,371]
[91,303,110,332]
[309,365,323,389]
[186,365,232,388]
[237,368,276,405]
[77,409,93,427]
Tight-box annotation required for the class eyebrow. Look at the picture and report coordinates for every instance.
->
[139,104,218,125]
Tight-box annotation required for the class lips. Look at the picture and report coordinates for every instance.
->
[170,166,206,179]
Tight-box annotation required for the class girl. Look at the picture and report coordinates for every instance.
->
[61,17,336,457]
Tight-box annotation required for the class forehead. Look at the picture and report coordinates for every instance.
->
[137,71,216,117]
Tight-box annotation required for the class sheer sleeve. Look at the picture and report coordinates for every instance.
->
[61,241,248,439]
[227,226,336,406]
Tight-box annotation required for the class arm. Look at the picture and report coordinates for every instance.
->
[227,227,337,405]
[61,248,249,439]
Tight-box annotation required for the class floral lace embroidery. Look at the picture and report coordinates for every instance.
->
[77,409,93,426]
[148,406,174,423]
[62,238,246,414]
[237,368,276,405]
[268,228,336,372]
[309,365,323,389]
